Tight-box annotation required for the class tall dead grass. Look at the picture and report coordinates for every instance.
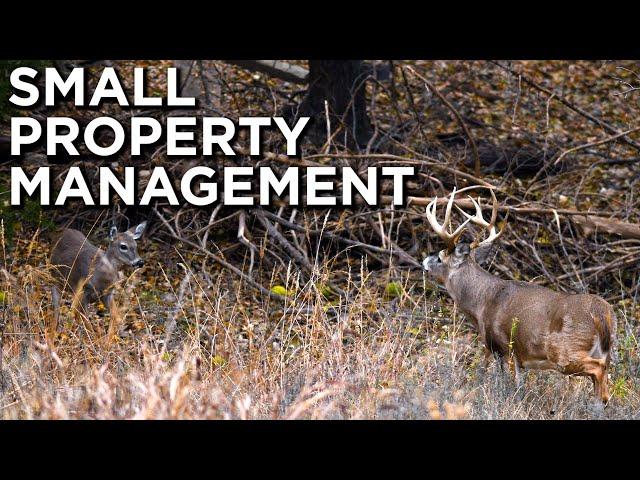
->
[1,229,638,419]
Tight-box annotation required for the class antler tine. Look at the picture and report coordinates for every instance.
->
[425,196,441,233]
[487,188,498,230]
[443,187,457,233]
[449,215,472,239]
[425,187,471,250]
[454,187,505,247]
[477,224,503,247]
[457,196,488,225]
[456,196,488,226]
[476,188,503,246]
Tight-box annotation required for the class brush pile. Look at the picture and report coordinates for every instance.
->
[2,60,640,303]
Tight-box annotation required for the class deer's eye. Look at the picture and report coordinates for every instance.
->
[120,244,128,251]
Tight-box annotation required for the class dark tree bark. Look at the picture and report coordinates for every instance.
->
[299,60,373,149]
[0,136,10,160]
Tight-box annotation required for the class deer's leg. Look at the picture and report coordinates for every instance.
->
[51,286,61,326]
[489,351,508,381]
[592,367,610,406]
[78,290,92,319]
[481,349,493,370]
[513,359,526,399]
[513,360,522,386]
[601,367,611,405]
[481,349,502,372]
[83,290,92,314]
[496,352,507,373]
[582,357,610,406]
[69,284,87,321]
[100,292,114,316]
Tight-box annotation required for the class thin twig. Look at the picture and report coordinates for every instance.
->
[406,66,482,177]
[491,61,640,152]
[153,207,285,301]
[527,126,640,190]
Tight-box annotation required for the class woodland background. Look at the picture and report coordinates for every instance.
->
[0,60,639,419]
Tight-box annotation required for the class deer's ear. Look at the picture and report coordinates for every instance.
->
[473,243,495,265]
[131,221,147,240]
[109,226,118,241]
[454,242,471,257]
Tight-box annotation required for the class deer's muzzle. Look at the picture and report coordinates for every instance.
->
[423,255,439,271]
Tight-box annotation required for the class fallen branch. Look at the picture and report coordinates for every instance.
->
[255,209,315,276]
[383,195,617,218]
[571,215,640,240]
[225,60,309,84]
[304,152,495,188]
[256,210,347,296]
[553,126,640,166]
[550,252,640,282]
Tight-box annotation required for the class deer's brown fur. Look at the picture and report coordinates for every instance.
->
[423,187,616,405]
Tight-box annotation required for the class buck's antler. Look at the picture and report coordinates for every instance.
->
[425,187,472,251]
[457,188,505,247]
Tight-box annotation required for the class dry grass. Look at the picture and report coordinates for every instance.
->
[2,60,640,419]
[1,229,639,420]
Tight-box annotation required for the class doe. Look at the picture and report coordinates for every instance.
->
[49,222,147,322]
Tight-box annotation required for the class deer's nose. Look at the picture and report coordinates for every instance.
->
[133,259,144,268]
[423,256,437,271]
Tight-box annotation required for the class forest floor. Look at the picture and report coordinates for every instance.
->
[1,60,639,419]
[1,233,639,419]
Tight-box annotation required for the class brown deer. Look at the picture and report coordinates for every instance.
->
[50,222,147,322]
[422,187,616,405]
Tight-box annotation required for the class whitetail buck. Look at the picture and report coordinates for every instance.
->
[49,222,147,321]
[422,187,616,405]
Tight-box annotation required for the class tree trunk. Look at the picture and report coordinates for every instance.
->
[299,60,372,149]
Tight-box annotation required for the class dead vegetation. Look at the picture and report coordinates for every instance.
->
[1,60,639,419]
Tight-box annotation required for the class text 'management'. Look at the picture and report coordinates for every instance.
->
[9,66,416,207]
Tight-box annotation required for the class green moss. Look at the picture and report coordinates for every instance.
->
[384,281,403,299]
[270,285,290,296]
[317,283,335,299]
[211,354,226,367]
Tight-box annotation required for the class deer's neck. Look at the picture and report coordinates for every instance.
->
[104,246,123,269]
[445,262,504,322]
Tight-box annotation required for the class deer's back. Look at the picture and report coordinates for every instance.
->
[487,282,616,367]
[50,229,104,290]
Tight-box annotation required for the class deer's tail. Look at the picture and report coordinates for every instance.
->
[592,305,616,363]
